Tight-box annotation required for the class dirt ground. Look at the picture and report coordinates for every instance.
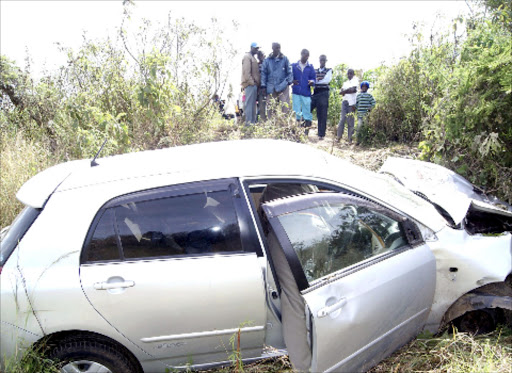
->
[304,125,421,172]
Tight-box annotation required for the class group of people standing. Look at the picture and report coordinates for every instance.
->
[241,42,376,144]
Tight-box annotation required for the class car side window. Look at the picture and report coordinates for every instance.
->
[276,200,408,283]
[84,189,243,262]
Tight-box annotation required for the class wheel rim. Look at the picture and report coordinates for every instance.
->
[60,360,112,373]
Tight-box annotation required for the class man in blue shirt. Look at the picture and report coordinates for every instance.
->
[292,49,316,134]
[261,43,293,116]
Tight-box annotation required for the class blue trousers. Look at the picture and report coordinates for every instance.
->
[292,94,312,121]
[244,85,258,125]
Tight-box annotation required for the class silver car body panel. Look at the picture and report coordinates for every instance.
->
[303,241,436,372]
[80,253,267,367]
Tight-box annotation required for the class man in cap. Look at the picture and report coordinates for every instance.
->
[241,42,261,125]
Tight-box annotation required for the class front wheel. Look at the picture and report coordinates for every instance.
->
[48,337,140,373]
[455,309,496,335]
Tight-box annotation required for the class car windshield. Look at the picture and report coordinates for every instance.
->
[0,206,40,266]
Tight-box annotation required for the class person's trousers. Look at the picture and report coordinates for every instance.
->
[244,85,258,125]
[356,116,368,143]
[292,94,312,121]
[311,90,329,137]
[337,100,355,142]
[258,88,267,121]
[268,87,291,117]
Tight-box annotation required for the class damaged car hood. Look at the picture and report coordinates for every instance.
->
[380,157,512,234]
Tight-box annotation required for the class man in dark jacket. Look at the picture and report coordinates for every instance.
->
[261,43,293,116]
[257,50,267,121]
[311,55,332,140]
[292,49,316,133]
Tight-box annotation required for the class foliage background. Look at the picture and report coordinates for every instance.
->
[1,0,511,228]
[352,0,512,201]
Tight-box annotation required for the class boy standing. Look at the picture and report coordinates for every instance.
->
[291,49,316,133]
[355,80,376,145]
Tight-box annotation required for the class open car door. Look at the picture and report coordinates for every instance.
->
[262,193,436,372]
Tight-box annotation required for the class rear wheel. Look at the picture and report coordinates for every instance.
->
[48,337,140,373]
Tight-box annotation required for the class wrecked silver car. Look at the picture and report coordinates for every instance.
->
[1,140,511,373]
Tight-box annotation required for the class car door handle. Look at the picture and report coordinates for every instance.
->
[93,280,135,290]
[318,298,347,318]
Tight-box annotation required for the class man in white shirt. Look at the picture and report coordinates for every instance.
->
[337,68,359,143]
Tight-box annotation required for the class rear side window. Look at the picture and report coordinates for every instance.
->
[85,209,120,262]
[0,207,40,266]
[84,189,243,262]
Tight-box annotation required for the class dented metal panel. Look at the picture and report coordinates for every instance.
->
[380,157,512,229]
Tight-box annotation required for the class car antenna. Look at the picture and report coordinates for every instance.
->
[90,138,108,167]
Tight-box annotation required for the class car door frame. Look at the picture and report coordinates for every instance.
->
[241,178,436,372]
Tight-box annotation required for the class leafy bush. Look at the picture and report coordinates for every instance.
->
[358,1,512,203]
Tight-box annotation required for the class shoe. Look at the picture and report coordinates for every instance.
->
[318,136,324,141]
[336,136,341,142]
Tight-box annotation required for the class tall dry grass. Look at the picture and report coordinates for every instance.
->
[0,132,54,228]
[370,327,512,373]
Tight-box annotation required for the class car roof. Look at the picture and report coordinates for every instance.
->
[17,140,328,207]
[16,139,446,232]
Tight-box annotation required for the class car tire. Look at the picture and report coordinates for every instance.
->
[456,309,496,335]
[48,336,140,373]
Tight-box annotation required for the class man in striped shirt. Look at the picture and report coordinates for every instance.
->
[355,80,376,145]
